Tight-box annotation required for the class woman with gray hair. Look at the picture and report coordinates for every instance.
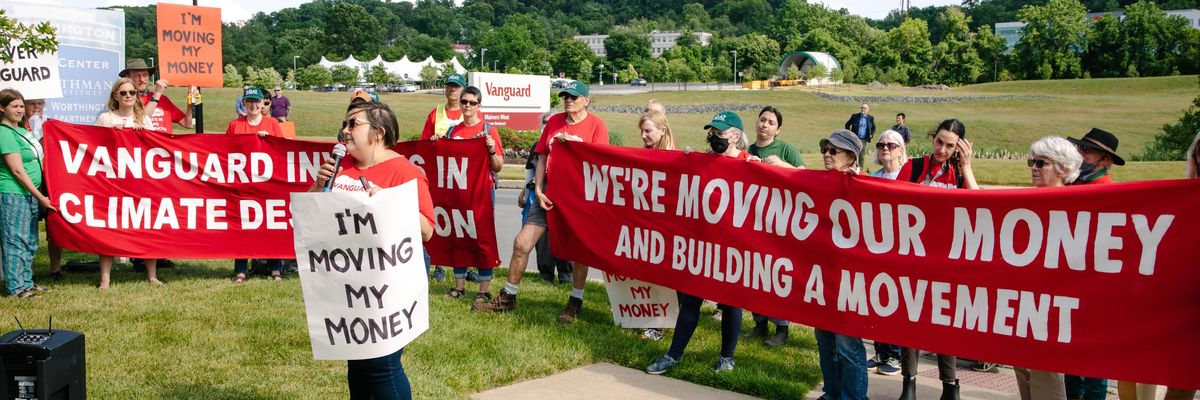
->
[1009,136,1079,400]
[871,129,908,181]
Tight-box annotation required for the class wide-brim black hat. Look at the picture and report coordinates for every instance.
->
[1067,128,1125,166]
[119,58,156,78]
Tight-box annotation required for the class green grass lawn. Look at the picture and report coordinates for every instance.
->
[179,75,1194,185]
[4,245,820,399]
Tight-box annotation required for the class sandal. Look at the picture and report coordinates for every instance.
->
[474,292,492,303]
[270,273,283,281]
[31,285,48,292]
[234,274,247,283]
[15,289,39,299]
[446,288,465,298]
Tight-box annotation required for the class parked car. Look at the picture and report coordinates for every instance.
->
[629,78,647,86]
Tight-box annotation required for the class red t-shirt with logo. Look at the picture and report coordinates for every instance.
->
[225,115,283,136]
[447,120,503,149]
[419,107,464,139]
[533,112,608,155]
[331,155,435,226]
[898,155,961,189]
[141,94,185,134]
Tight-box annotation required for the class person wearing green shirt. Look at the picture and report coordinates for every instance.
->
[0,89,54,298]
[749,106,804,170]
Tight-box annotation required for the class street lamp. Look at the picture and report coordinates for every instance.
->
[492,60,498,71]
[293,55,299,87]
[481,48,487,71]
[599,63,604,85]
[729,50,737,85]
[148,57,155,81]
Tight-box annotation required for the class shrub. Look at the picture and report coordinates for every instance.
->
[499,127,540,152]
[1139,77,1200,161]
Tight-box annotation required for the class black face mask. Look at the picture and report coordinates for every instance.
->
[708,134,730,154]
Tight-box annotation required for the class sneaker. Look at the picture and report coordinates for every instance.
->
[714,357,735,373]
[866,354,882,372]
[472,291,516,312]
[711,308,723,322]
[432,267,446,282]
[763,331,788,347]
[557,296,583,323]
[877,358,901,376]
[465,269,480,282]
[640,328,664,341]
[557,272,572,284]
[645,355,678,375]
[474,292,492,303]
[970,361,1000,373]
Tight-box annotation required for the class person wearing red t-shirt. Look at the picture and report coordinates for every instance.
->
[225,87,283,138]
[119,59,191,134]
[474,80,609,322]
[893,118,977,400]
[313,101,433,400]
[1068,128,1123,185]
[437,85,504,301]
[418,74,467,140]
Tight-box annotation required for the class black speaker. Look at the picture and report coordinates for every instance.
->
[0,329,85,400]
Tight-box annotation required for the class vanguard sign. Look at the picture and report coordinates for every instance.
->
[470,72,549,131]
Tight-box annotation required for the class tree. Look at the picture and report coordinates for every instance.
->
[1082,15,1126,78]
[223,64,243,88]
[409,34,455,61]
[1142,77,1200,161]
[245,66,283,90]
[885,19,935,85]
[323,3,383,58]
[365,64,391,85]
[553,39,596,81]
[733,34,781,80]
[410,0,459,39]
[476,14,548,73]
[295,65,331,89]
[931,8,984,85]
[666,58,697,82]
[419,65,442,89]
[1122,1,1186,77]
[0,9,58,63]
[805,64,827,83]
[604,30,651,70]
[711,0,772,35]
[1014,0,1087,80]
[973,25,1008,82]
[681,3,711,31]
[330,65,359,86]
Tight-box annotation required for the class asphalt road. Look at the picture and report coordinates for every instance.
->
[489,188,606,281]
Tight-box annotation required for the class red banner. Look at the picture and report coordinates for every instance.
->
[43,120,331,258]
[393,139,500,269]
[546,142,1200,389]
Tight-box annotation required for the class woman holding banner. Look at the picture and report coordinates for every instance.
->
[95,79,165,289]
[894,118,977,400]
[863,129,908,376]
[645,111,745,375]
[442,86,503,302]
[313,101,434,400]
[813,129,870,400]
[227,87,284,282]
[0,89,54,298]
[635,110,676,341]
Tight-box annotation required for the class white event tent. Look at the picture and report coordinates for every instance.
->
[317,55,468,82]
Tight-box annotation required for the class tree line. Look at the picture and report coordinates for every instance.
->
[112,0,1197,87]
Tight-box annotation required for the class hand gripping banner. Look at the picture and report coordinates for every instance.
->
[545,142,1200,389]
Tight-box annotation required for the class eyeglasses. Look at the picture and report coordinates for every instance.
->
[341,118,370,131]
[875,142,900,150]
[821,146,842,156]
[560,94,578,101]
[117,90,138,97]
[1027,159,1049,168]
[459,99,480,106]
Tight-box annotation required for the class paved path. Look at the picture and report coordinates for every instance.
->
[471,362,759,400]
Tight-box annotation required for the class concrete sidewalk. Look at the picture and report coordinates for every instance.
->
[471,362,759,400]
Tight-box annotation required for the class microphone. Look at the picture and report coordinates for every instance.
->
[322,143,347,192]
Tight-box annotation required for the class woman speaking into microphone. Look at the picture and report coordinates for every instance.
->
[311,101,434,400]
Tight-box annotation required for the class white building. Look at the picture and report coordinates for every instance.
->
[573,30,713,58]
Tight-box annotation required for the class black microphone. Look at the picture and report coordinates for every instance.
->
[322,143,347,192]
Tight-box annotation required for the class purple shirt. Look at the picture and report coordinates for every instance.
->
[269,95,291,118]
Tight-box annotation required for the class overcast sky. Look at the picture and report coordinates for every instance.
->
[39,0,962,23]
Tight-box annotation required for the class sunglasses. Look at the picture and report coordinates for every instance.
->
[875,142,900,150]
[559,94,578,101]
[117,90,138,97]
[459,99,480,106]
[821,146,842,156]
[341,118,370,131]
[1027,159,1049,168]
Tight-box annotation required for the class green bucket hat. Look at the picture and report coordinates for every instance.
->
[704,111,743,132]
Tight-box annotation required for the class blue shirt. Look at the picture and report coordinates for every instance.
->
[236,96,246,115]
[857,115,868,139]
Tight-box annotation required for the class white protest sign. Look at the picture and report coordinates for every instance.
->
[0,41,62,100]
[603,272,679,329]
[291,182,429,360]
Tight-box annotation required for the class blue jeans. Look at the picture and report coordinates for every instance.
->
[1065,375,1107,400]
[815,329,868,400]
[453,267,493,281]
[347,348,411,400]
[1,193,38,295]
[668,292,741,359]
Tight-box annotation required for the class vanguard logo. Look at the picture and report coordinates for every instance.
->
[485,83,533,101]
[713,114,727,121]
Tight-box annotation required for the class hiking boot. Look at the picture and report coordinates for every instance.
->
[432,267,446,282]
[763,330,788,347]
[877,358,901,376]
[970,361,1000,373]
[557,296,583,323]
[741,322,768,339]
[866,354,882,372]
[472,291,516,312]
[645,354,678,375]
[640,328,664,341]
[714,357,735,373]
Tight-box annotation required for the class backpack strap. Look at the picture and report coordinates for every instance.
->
[907,157,925,183]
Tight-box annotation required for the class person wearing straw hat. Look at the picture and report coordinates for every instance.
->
[1067,128,1124,185]
[118,58,192,134]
